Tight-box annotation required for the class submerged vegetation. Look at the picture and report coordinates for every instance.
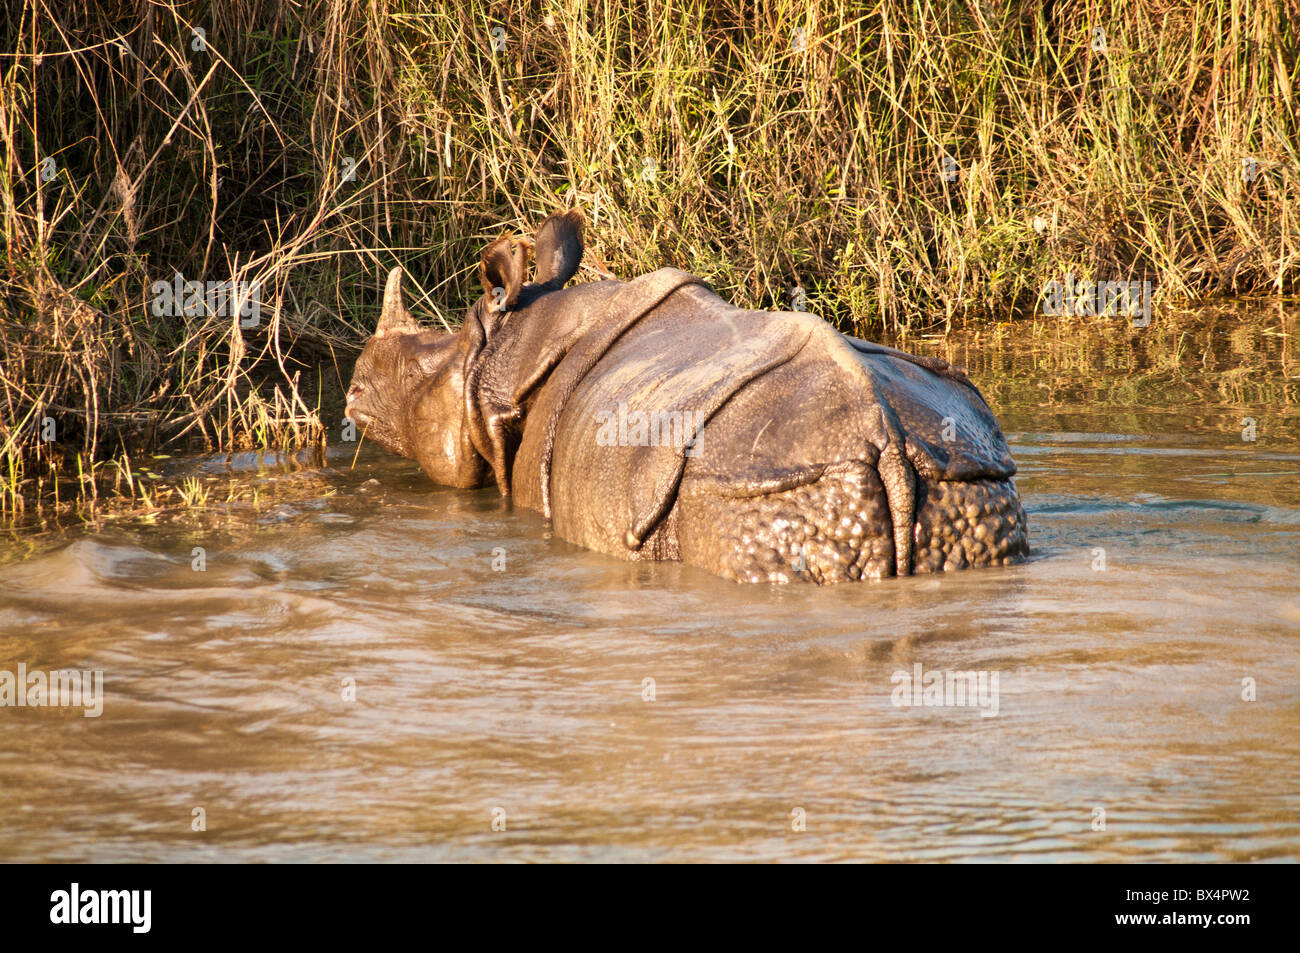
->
[1,0,1297,522]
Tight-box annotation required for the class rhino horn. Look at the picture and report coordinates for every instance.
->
[376,266,416,336]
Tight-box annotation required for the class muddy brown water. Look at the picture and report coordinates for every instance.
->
[1,304,1297,862]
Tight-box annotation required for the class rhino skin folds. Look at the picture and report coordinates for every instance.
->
[345,210,1028,584]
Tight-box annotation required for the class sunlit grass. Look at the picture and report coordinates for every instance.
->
[0,0,1296,523]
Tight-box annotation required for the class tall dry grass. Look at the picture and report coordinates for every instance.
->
[1,0,1297,518]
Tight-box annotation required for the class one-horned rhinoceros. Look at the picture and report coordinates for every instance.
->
[345,210,1028,583]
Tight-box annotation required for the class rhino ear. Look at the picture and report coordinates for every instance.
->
[376,267,417,337]
[479,235,533,312]
[532,209,584,288]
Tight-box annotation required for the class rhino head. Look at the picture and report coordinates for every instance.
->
[345,210,585,489]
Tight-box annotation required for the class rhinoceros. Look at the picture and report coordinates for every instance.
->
[344,210,1028,583]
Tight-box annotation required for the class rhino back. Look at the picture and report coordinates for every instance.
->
[511,279,1018,568]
